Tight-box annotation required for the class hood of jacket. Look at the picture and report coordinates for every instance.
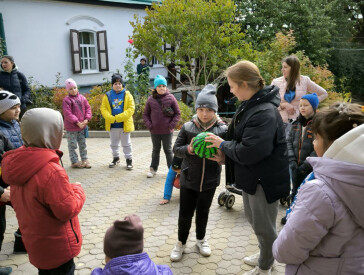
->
[0,63,18,73]
[3,146,61,186]
[308,123,364,228]
[243,85,281,111]
[21,108,64,149]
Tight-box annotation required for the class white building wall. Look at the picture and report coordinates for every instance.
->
[0,0,167,87]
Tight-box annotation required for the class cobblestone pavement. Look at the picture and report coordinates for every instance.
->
[0,137,287,274]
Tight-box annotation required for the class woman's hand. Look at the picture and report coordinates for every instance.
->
[208,149,225,164]
[286,103,295,115]
[205,133,224,149]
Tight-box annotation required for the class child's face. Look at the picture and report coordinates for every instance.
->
[196,107,215,123]
[141,60,146,65]
[156,85,167,95]
[68,86,78,96]
[299,99,314,119]
[281,62,291,79]
[313,133,327,157]
[113,81,123,93]
[0,104,20,121]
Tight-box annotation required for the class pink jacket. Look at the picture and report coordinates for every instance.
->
[271,75,327,122]
[62,93,92,132]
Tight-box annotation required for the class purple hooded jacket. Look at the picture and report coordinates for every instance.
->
[143,90,180,135]
[91,252,173,275]
[62,93,92,132]
[273,156,364,274]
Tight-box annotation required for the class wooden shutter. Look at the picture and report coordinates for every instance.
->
[97,30,109,71]
[70,29,82,73]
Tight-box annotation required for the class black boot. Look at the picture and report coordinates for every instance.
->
[126,159,133,170]
[109,157,120,168]
[14,229,27,254]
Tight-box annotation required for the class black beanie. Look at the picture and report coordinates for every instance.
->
[112,73,123,85]
[103,214,144,259]
[195,84,218,112]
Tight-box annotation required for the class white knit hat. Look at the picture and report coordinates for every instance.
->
[0,91,20,114]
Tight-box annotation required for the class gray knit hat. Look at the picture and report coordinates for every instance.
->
[0,91,20,114]
[195,84,218,112]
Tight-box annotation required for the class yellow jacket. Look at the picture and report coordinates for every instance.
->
[100,90,135,132]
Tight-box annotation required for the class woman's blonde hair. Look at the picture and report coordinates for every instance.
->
[224,61,265,91]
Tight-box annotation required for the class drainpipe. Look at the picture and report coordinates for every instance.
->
[0,13,8,55]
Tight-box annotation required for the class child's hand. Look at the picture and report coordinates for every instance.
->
[187,138,195,155]
[77,122,84,129]
[83,120,89,125]
[73,182,82,185]
[0,187,10,202]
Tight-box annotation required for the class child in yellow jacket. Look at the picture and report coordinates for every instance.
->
[100,74,135,169]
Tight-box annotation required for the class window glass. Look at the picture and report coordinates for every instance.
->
[80,31,97,71]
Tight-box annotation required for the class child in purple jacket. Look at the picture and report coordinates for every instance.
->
[91,214,173,275]
[143,75,180,178]
[62,78,92,168]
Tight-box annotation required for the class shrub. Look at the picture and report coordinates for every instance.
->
[176,101,193,129]
[52,88,68,112]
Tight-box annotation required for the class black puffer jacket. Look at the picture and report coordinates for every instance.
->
[221,85,290,203]
[0,65,31,110]
[173,116,227,192]
[287,116,316,186]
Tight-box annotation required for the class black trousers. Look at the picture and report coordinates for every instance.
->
[0,205,5,250]
[38,258,75,275]
[150,133,173,171]
[178,187,216,244]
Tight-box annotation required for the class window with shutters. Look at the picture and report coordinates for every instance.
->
[70,29,109,74]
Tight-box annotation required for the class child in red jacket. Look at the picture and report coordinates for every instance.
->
[2,108,86,274]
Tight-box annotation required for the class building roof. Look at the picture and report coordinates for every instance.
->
[53,0,160,8]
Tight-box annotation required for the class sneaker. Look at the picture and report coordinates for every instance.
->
[243,267,271,275]
[170,241,185,262]
[281,216,287,225]
[126,159,133,170]
[0,267,12,275]
[109,157,120,168]
[13,231,27,254]
[196,238,211,257]
[244,252,260,266]
[82,160,91,169]
[71,161,83,168]
[147,167,156,178]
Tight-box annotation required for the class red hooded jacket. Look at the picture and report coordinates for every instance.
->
[2,146,86,269]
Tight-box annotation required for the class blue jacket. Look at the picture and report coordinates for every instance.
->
[0,119,23,149]
[91,252,172,275]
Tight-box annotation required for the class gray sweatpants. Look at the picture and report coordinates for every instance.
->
[242,184,278,270]
[109,128,132,159]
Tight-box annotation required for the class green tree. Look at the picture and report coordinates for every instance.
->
[235,0,355,65]
[130,0,253,98]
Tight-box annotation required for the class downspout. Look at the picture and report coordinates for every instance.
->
[0,13,8,55]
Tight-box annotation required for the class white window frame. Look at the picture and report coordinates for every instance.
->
[79,31,98,73]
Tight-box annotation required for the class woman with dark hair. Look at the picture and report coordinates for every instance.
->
[206,61,290,275]
[271,55,327,125]
[0,55,31,117]
[143,75,180,178]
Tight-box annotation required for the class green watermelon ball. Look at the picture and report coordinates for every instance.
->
[192,132,217,158]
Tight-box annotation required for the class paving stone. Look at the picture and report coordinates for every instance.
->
[3,137,286,275]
